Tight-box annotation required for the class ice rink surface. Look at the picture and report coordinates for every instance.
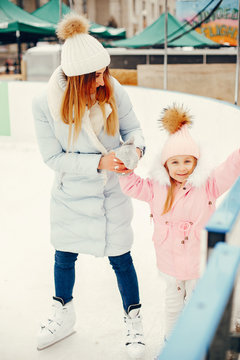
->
[1,82,240,360]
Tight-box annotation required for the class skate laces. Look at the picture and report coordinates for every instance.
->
[125,313,144,345]
[40,303,66,332]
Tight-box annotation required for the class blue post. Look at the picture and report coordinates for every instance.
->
[156,243,240,360]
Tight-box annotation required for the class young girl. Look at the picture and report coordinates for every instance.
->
[119,104,240,341]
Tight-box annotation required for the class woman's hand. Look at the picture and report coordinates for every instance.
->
[136,147,142,159]
[98,152,133,174]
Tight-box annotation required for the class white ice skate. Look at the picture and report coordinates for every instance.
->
[37,298,76,350]
[124,305,145,359]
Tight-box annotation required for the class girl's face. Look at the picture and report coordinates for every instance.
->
[166,155,197,183]
[90,67,106,93]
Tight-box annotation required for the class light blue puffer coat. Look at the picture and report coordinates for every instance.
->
[32,67,145,257]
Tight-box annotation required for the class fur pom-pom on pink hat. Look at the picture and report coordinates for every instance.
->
[160,105,200,165]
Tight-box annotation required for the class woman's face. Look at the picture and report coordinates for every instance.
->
[166,155,197,183]
[90,67,106,93]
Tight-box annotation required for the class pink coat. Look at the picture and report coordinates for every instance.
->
[120,149,240,280]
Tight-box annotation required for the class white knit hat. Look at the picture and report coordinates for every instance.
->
[57,13,110,77]
[160,105,200,165]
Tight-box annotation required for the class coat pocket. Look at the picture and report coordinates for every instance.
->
[57,172,65,190]
[155,226,169,245]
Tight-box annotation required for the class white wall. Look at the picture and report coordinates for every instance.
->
[2,82,47,143]
[1,81,240,171]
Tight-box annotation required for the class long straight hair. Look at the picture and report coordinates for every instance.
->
[60,67,118,148]
[161,175,176,215]
[161,157,197,215]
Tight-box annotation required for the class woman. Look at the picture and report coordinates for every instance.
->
[32,13,145,359]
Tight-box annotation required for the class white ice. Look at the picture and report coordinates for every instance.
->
[1,82,240,360]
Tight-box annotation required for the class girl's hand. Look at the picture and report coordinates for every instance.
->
[98,153,133,174]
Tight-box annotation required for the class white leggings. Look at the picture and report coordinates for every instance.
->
[160,272,197,339]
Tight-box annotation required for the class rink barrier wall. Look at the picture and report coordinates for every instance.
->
[205,177,240,359]
[0,82,10,136]
[0,81,47,142]
[0,80,240,145]
[206,177,240,235]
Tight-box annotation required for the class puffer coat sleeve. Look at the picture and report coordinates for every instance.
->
[119,172,154,203]
[206,149,240,198]
[32,95,102,176]
[113,78,145,149]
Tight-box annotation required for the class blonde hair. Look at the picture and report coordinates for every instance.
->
[162,157,197,215]
[60,67,118,147]
[162,175,176,215]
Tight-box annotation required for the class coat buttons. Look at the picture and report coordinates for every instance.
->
[208,201,212,205]
[181,240,185,244]
[165,221,168,224]
[184,236,188,240]
[183,187,186,190]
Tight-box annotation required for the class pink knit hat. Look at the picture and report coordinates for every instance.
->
[160,105,200,165]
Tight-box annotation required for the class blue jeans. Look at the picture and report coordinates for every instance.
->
[54,250,140,312]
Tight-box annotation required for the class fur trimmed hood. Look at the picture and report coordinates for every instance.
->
[47,65,112,123]
[47,65,112,155]
[149,143,215,188]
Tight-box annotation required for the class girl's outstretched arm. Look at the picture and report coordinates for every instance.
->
[207,148,240,198]
[119,172,154,203]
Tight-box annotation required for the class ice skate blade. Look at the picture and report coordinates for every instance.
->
[37,330,76,350]
[126,344,145,359]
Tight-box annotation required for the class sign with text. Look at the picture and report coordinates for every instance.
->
[176,0,238,46]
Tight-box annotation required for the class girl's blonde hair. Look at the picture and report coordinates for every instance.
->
[162,157,197,215]
[161,175,176,215]
[60,67,118,147]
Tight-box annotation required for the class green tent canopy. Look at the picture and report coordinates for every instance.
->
[32,0,126,40]
[0,0,56,44]
[110,12,219,48]
[31,0,71,25]
[89,22,126,39]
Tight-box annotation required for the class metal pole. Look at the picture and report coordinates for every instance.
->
[59,0,62,21]
[234,0,240,105]
[83,0,87,14]
[16,30,21,74]
[164,0,168,90]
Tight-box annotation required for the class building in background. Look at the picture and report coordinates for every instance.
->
[176,0,238,46]
[11,0,177,37]
[2,0,177,71]
[11,0,71,13]
[86,0,176,37]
